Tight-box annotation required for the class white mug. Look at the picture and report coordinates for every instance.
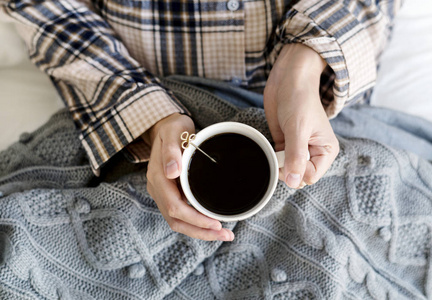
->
[180,122,289,222]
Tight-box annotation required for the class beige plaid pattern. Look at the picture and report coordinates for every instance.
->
[81,88,181,168]
[1,0,401,171]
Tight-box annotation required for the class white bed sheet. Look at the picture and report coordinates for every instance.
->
[0,1,431,151]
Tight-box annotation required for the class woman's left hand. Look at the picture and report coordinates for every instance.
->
[264,43,339,189]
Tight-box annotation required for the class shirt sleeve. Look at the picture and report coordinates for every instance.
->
[0,0,189,173]
[276,0,403,118]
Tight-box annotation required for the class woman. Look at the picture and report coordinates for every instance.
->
[0,0,400,241]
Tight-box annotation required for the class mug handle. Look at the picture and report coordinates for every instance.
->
[275,151,311,169]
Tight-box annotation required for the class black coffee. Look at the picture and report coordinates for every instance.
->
[188,133,270,215]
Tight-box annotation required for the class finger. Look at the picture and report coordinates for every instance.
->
[167,219,234,241]
[161,140,182,180]
[164,192,223,231]
[278,168,285,182]
[283,123,310,188]
[150,174,222,230]
[161,119,195,180]
[303,142,339,185]
[263,92,285,152]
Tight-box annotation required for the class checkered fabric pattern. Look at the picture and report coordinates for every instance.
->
[277,0,402,117]
[0,0,401,173]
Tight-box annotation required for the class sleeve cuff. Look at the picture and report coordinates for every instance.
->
[276,0,377,118]
[79,85,187,173]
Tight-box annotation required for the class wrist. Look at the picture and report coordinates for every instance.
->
[275,43,326,85]
[141,113,181,145]
[282,43,326,70]
[142,113,192,146]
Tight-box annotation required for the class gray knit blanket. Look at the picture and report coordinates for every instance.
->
[1,77,432,300]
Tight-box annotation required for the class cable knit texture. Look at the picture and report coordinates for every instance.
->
[0,77,432,299]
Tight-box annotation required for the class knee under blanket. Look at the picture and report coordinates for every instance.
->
[0,77,432,300]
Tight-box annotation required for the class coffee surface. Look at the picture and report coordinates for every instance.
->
[188,133,270,215]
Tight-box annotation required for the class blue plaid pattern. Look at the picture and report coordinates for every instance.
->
[1,0,401,171]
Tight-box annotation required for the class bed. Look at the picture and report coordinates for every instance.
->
[1,1,432,299]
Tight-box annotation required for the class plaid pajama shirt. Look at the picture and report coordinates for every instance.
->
[0,0,401,173]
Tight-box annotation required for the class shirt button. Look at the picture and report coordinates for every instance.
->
[231,77,242,86]
[227,0,240,11]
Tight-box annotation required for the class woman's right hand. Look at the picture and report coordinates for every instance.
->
[144,113,235,241]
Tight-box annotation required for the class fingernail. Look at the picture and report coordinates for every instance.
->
[166,160,178,176]
[230,231,235,241]
[297,181,307,189]
[217,232,231,242]
[286,173,301,188]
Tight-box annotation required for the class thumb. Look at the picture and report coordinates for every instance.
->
[160,118,195,180]
[283,123,310,188]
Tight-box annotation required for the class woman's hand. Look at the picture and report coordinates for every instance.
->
[144,113,235,241]
[264,43,339,189]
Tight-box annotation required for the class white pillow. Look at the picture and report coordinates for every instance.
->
[0,21,26,67]
[369,0,432,122]
[0,20,64,151]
